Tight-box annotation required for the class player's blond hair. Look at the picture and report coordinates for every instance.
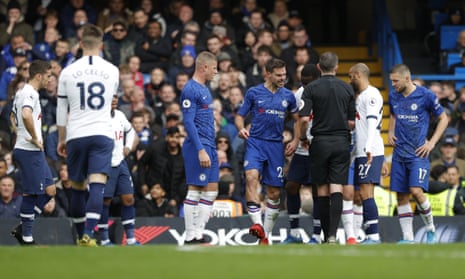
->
[195,51,217,69]
[81,24,104,50]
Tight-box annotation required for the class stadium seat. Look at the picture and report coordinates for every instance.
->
[440,25,465,50]
[448,52,461,67]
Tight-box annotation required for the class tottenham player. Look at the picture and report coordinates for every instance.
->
[349,63,385,244]
[282,64,320,244]
[388,64,448,243]
[57,24,119,247]
[180,51,219,245]
[10,60,56,245]
[235,58,299,245]
[97,94,139,246]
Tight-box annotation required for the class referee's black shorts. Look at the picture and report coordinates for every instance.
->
[309,135,350,185]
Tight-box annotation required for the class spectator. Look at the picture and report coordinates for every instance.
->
[144,67,167,108]
[103,19,135,67]
[198,9,235,50]
[246,45,273,87]
[267,0,289,30]
[167,45,196,85]
[280,25,319,87]
[54,161,72,216]
[135,19,172,73]
[96,0,133,34]
[63,8,88,40]
[165,3,194,41]
[448,51,465,74]
[431,136,465,178]
[169,29,198,68]
[31,27,60,61]
[0,175,21,218]
[137,126,185,204]
[118,78,135,107]
[0,34,31,74]
[287,10,304,30]
[206,34,240,69]
[25,4,62,43]
[120,89,155,128]
[237,30,256,72]
[174,71,190,97]
[255,27,282,58]
[0,0,34,47]
[127,8,148,42]
[275,20,291,51]
[127,55,144,90]
[0,48,28,106]
[136,182,178,217]
[60,0,97,36]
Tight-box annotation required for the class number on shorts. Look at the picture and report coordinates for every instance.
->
[358,163,371,179]
[418,168,427,181]
[77,82,105,110]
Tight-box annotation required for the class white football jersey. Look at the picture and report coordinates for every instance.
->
[56,56,119,141]
[12,84,43,151]
[294,86,312,156]
[111,109,134,167]
[355,85,384,157]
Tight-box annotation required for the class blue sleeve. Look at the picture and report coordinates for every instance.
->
[288,92,298,113]
[428,90,444,117]
[0,73,10,101]
[181,90,204,151]
[237,88,253,117]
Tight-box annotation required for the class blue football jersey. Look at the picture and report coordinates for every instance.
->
[237,84,297,142]
[180,79,216,150]
[389,86,443,160]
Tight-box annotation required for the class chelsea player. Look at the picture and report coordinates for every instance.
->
[180,51,219,245]
[388,64,448,243]
[235,58,299,245]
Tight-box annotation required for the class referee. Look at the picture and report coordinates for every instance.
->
[299,51,355,244]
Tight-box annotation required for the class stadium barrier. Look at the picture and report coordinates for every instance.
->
[1,216,465,245]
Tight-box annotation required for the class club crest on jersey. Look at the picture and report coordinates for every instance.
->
[281,100,288,107]
[410,103,418,111]
[199,173,206,181]
[182,99,191,108]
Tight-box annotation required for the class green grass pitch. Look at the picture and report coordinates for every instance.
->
[1,244,464,278]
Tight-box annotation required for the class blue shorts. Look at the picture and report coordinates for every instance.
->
[103,160,133,198]
[347,160,354,186]
[390,157,430,193]
[182,142,219,186]
[354,155,384,185]
[286,153,311,185]
[13,149,54,195]
[244,137,284,187]
[66,136,114,183]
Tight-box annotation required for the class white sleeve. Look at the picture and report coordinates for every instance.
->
[56,75,68,127]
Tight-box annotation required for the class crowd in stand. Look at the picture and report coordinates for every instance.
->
[0,0,321,219]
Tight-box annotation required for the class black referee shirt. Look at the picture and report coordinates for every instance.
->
[299,75,355,137]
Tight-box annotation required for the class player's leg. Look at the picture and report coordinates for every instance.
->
[309,185,322,244]
[353,189,364,240]
[283,180,302,243]
[116,161,139,245]
[342,183,356,244]
[197,146,219,241]
[34,159,56,217]
[84,136,114,242]
[98,198,113,246]
[358,156,384,244]
[390,159,414,243]
[409,159,435,243]
[11,149,43,245]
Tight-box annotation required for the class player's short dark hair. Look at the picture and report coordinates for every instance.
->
[29,60,51,78]
[301,63,320,85]
[265,58,286,73]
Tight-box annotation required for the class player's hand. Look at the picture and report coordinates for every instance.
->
[366,151,373,165]
[238,128,249,139]
[388,132,397,146]
[123,147,131,157]
[198,149,211,168]
[28,137,43,151]
[415,140,434,158]
[285,140,297,156]
[57,141,67,157]
[381,161,390,177]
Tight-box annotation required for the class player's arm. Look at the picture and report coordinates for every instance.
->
[285,112,300,156]
[388,114,397,147]
[123,116,138,156]
[22,106,43,150]
[234,114,249,139]
[364,96,382,164]
[56,76,69,157]
[416,111,448,158]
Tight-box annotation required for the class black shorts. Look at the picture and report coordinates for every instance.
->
[309,136,350,185]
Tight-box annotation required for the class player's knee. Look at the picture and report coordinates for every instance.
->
[285,181,300,194]
[121,195,135,206]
